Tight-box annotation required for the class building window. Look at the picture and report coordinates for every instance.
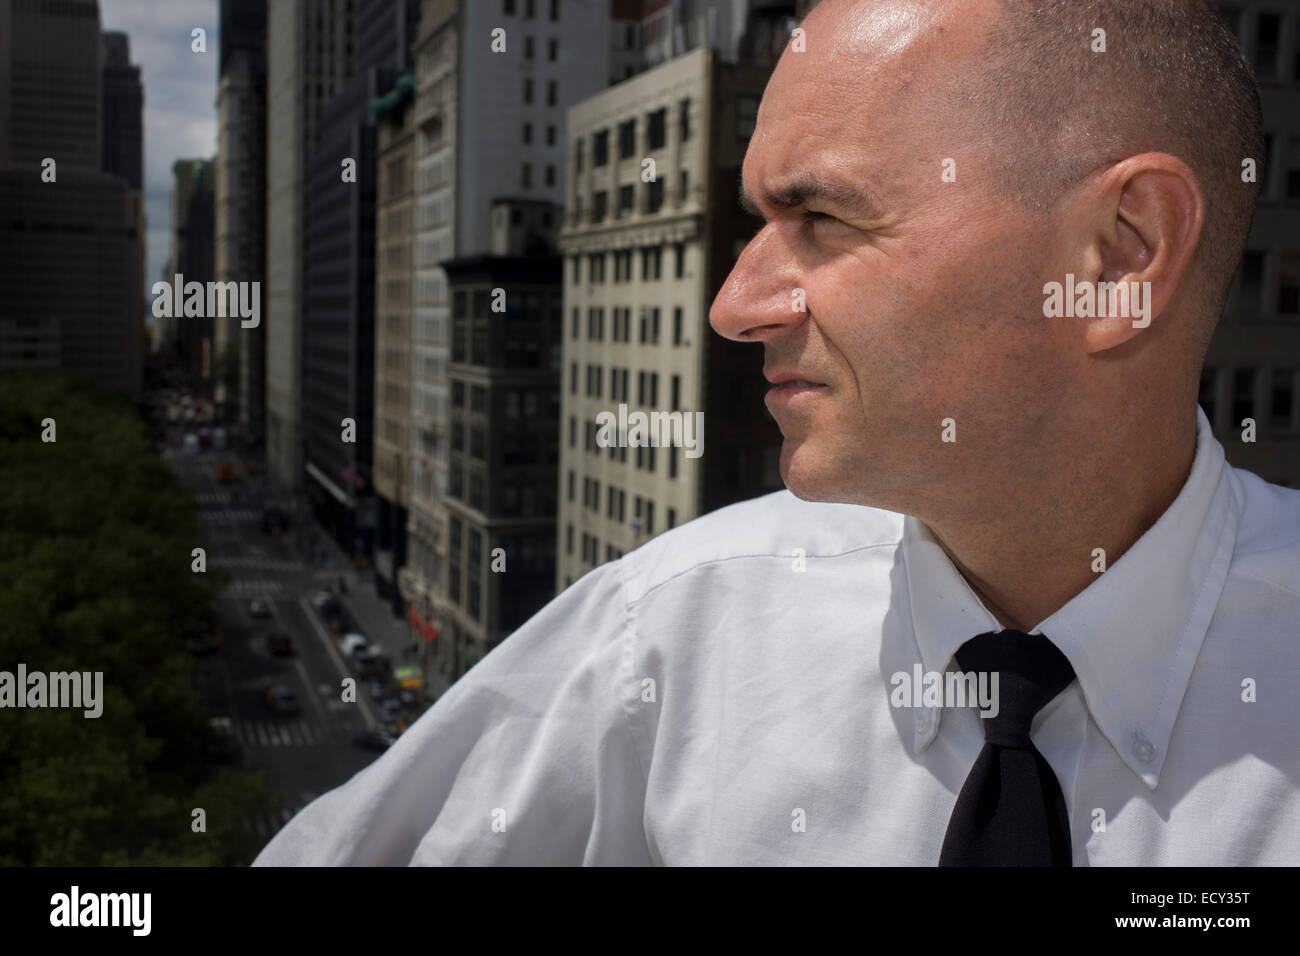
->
[667,507,676,529]
[672,374,681,409]
[593,130,609,167]
[1233,367,1257,425]
[547,79,556,106]
[525,35,534,60]
[566,523,573,555]
[1255,12,1280,79]
[550,0,559,22]
[1272,368,1296,431]
[545,165,555,187]
[1279,253,1300,314]
[522,163,532,188]
[592,190,607,222]
[504,0,515,14]
[647,177,664,213]
[674,241,685,278]
[523,122,532,144]
[1240,251,1264,311]
[645,501,654,535]
[525,0,535,18]
[673,307,684,345]
[548,38,558,61]
[569,361,578,395]
[568,415,576,447]
[737,95,758,139]
[575,137,584,173]
[452,381,466,407]
[618,119,636,159]
[679,97,690,141]
[568,469,575,501]
[524,77,533,104]
[647,107,666,149]
[619,184,635,217]
[546,124,556,146]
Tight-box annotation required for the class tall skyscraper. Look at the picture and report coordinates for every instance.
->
[405,0,612,681]
[169,159,215,379]
[215,0,267,432]
[264,0,355,495]
[0,0,143,399]
[554,2,802,590]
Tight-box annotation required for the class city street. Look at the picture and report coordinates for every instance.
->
[165,432,388,852]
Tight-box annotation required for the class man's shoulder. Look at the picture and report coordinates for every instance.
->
[1228,467,1300,596]
[617,489,904,604]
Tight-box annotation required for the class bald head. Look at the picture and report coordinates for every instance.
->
[962,0,1264,339]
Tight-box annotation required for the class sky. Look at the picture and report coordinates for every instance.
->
[100,0,219,287]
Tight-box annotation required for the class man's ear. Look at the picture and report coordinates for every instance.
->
[1079,153,1205,354]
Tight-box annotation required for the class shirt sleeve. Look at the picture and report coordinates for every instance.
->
[251,560,653,865]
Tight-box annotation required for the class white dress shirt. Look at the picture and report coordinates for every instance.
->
[255,406,1300,865]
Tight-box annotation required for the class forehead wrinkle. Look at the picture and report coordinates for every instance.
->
[739,167,884,222]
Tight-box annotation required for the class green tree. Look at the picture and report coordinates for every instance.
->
[0,370,274,865]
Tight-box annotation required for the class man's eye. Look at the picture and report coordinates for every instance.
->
[802,210,837,226]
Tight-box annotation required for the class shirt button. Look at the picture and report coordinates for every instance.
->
[1132,733,1156,763]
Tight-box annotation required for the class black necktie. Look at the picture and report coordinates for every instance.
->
[938,628,1077,866]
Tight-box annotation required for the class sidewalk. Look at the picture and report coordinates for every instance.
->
[295,523,451,702]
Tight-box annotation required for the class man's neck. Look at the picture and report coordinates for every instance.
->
[921,414,1199,632]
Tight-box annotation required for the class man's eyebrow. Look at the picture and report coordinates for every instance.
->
[737,172,882,221]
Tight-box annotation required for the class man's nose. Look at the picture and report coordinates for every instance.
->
[709,225,805,343]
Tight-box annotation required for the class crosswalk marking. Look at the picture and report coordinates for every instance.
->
[243,790,319,844]
[222,579,285,597]
[236,719,332,749]
[201,509,260,522]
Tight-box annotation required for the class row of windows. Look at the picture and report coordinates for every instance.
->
[570,415,686,478]
[1200,365,1297,434]
[565,506,679,564]
[578,170,687,222]
[502,0,561,21]
[519,36,561,62]
[574,101,690,174]
[570,305,685,345]
[519,162,556,188]
[573,243,689,284]
[568,363,683,406]
[521,122,558,146]
[522,77,558,107]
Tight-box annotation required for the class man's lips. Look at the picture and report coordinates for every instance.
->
[764,371,830,389]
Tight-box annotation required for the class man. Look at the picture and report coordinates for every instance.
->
[256,0,1299,865]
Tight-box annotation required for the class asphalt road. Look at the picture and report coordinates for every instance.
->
[165,433,387,854]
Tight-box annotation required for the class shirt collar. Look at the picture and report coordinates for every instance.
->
[902,405,1239,788]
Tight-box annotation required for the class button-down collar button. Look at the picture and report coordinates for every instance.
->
[1132,733,1156,763]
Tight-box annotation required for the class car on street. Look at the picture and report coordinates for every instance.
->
[310,589,341,615]
[248,597,271,619]
[340,633,369,657]
[267,632,295,657]
[264,683,299,715]
[354,729,397,751]
[207,716,234,736]
[358,652,390,679]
